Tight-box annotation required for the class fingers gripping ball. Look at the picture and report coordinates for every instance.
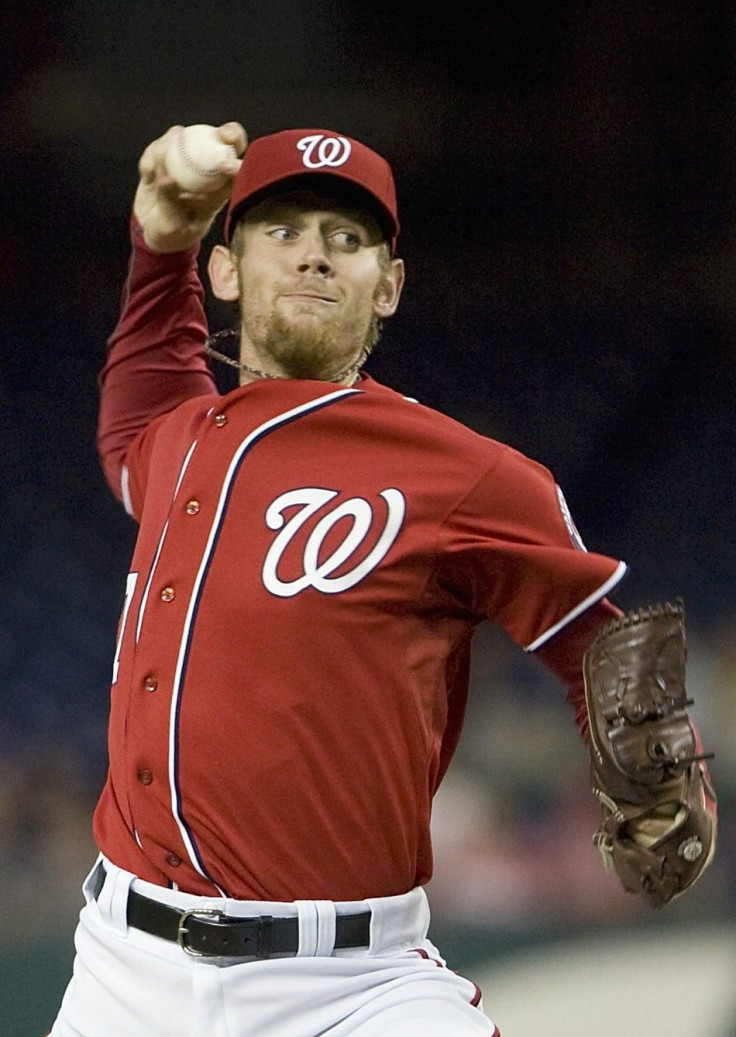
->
[583,601,717,908]
[164,124,237,193]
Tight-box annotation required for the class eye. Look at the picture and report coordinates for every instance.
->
[268,226,298,241]
[329,229,362,250]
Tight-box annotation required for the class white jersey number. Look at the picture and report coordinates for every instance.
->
[262,487,405,597]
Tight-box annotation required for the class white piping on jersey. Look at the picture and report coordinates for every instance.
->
[524,560,628,653]
[121,465,134,517]
[111,571,139,684]
[135,439,199,645]
[167,387,361,888]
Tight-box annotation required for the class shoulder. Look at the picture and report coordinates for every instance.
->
[358,375,511,461]
[359,379,569,516]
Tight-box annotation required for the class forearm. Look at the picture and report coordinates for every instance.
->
[97,217,217,500]
[535,597,623,739]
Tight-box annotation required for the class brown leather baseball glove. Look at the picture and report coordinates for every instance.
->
[583,601,717,908]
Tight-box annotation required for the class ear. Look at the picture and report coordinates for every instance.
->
[373,258,405,318]
[208,244,240,301]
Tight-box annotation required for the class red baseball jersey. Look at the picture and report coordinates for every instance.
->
[93,222,627,901]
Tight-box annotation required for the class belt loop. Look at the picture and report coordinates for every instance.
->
[313,900,336,957]
[82,856,104,903]
[295,900,338,956]
[96,861,134,936]
[365,896,384,955]
[294,901,318,956]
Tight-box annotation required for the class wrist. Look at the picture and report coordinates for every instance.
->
[130,215,202,259]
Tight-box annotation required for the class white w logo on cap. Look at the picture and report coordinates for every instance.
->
[297,134,352,169]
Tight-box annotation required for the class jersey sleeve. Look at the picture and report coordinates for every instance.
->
[535,598,622,739]
[437,443,627,653]
[96,216,218,511]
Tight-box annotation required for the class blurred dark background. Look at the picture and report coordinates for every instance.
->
[2,2,735,1034]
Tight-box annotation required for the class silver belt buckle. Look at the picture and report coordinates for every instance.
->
[177,907,223,957]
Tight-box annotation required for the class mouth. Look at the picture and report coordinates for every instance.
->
[280,292,339,305]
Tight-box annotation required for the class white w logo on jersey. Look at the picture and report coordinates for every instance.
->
[296,134,352,169]
[262,487,405,597]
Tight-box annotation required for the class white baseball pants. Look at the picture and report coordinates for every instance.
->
[49,857,498,1036]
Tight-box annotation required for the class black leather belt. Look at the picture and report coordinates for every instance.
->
[91,862,371,958]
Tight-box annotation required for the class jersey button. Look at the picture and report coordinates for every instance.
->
[214,413,228,427]
[138,768,153,785]
[160,586,175,602]
[143,675,158,693]
[185,499,200,515]
[166,852,182,868]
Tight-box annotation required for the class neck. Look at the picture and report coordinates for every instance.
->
[205,329,368,387]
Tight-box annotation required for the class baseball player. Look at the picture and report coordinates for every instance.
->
[49,121,716,1036]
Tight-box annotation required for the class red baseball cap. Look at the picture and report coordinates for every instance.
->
[224,129,400,253]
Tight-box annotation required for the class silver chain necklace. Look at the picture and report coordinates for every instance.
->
[204,328,368,386]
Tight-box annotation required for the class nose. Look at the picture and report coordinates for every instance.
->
[295,230,332,275]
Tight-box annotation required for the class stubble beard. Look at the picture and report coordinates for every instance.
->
[239,288,380,381]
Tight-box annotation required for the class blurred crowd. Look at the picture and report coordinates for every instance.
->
[428,619,736,928]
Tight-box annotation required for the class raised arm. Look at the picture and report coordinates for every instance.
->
[97,123,246,502]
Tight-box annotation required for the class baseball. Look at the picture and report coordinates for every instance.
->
[164,124,237,193]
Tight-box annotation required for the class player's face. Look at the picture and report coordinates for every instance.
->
[209,192,405,383]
